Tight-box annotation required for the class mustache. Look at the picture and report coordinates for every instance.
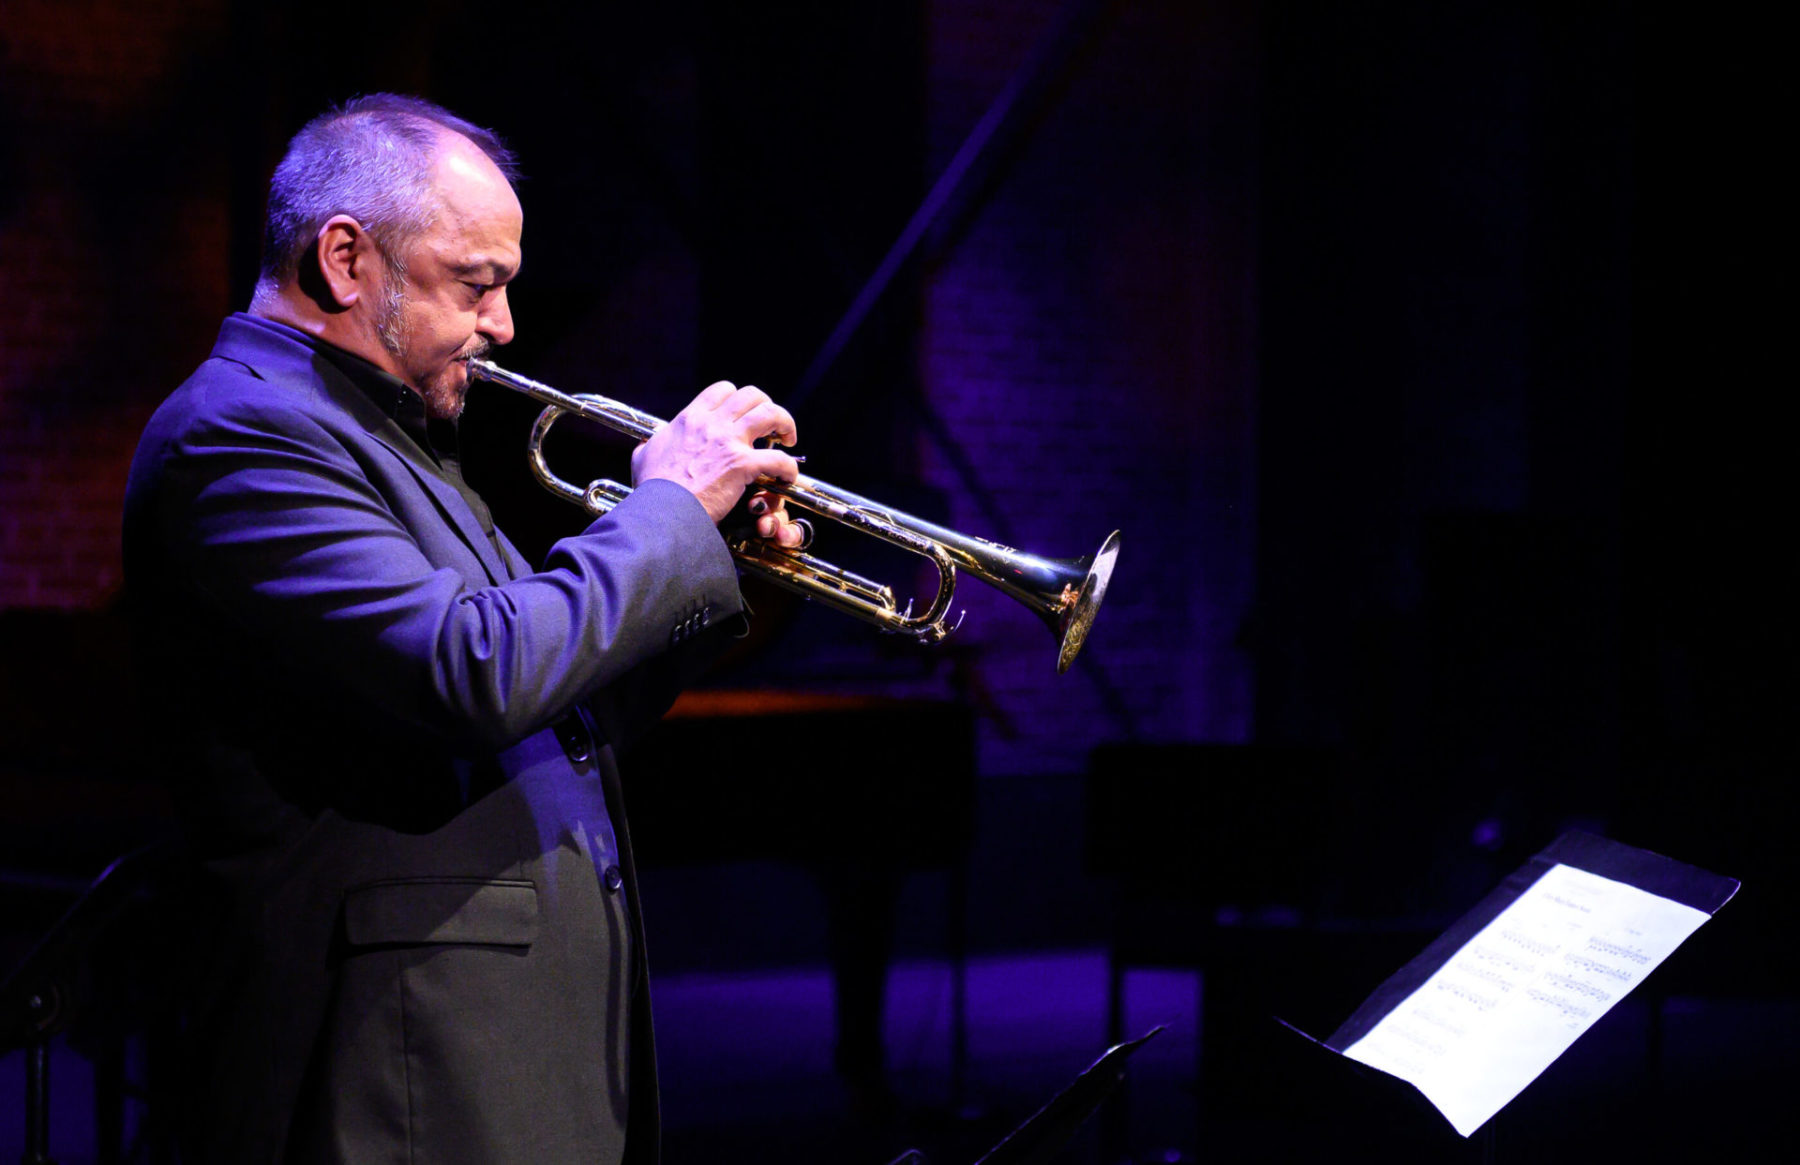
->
[458,339,492,363]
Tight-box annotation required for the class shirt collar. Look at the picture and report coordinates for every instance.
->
[241,315,451,461]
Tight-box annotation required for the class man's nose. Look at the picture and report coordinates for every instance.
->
[480,287,515,346]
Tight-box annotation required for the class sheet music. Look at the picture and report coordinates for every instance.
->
[1341,862,1709,1137]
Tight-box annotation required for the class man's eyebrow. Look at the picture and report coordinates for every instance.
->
[451,258,519,283]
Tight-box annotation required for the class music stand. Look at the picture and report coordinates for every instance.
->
[879,1026,1163,1165]
[1286,831,1738,1143]
[2,842,179,1165]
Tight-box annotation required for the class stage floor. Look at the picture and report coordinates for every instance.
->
[4,948,1795,1163]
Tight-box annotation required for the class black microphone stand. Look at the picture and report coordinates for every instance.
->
[2,842,176,1165]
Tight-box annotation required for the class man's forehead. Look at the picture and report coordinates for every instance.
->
[421,133,523,269]
[430,134,522,221]
[438,135,507,188]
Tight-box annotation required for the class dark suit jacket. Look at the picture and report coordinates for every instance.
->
[124,314,744,1164]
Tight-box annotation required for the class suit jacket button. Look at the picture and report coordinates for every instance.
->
[554,716,592,764]
[603,865,624,892]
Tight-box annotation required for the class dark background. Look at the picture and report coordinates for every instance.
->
[2,1,1792,1161]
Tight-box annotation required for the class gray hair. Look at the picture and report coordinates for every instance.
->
[255,94,519,294]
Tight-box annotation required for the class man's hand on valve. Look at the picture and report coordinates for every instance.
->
[631,381,807,548]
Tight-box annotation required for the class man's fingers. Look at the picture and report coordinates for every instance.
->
[788,519,814,549]
[737,401,798,448]
[752,504,812,549]
[642,380,802,523]
[729,389,800,447]
[744,447,800,484]
[722,385,771,421]
[772,517,811,549]
[684,384,798,447]
[691,380,738,411]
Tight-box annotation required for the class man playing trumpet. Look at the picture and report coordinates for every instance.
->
[126,93,803,1164]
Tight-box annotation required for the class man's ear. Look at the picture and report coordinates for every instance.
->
[314,214,372,309]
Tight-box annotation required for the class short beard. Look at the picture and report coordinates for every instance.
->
[373,254,411,364]
[425,347,482,421]
[371,255,473,422]
[420,367,470,422]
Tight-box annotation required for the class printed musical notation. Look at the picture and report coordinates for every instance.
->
[1468,944,1536,976]
[1543,971,1613,1004]
[1344,862,1711,1138]
[1434,979,1499,1012]
[1497,929,1557,958]
[1563,952,1632,982]
[1586,936,1652,965]
[1523,986,1591,1021]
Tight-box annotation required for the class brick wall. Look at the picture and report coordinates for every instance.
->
[0,0,233,609]
[918,0,1258,772]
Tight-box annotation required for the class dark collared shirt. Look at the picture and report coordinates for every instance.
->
[243,316,506,566]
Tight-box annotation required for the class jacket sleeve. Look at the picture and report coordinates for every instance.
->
[140,385,744,753]
[586,610,751,757]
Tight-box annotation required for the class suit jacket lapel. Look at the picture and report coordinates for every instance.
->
[494,525,534,582]
[210,315,515,587]
[365,429,514,586]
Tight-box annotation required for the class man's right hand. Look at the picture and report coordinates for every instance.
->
[630,381,800,526]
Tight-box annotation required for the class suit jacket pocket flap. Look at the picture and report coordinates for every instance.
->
[343,878,539,947]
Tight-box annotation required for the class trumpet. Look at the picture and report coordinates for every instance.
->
[469,360,1119,673]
